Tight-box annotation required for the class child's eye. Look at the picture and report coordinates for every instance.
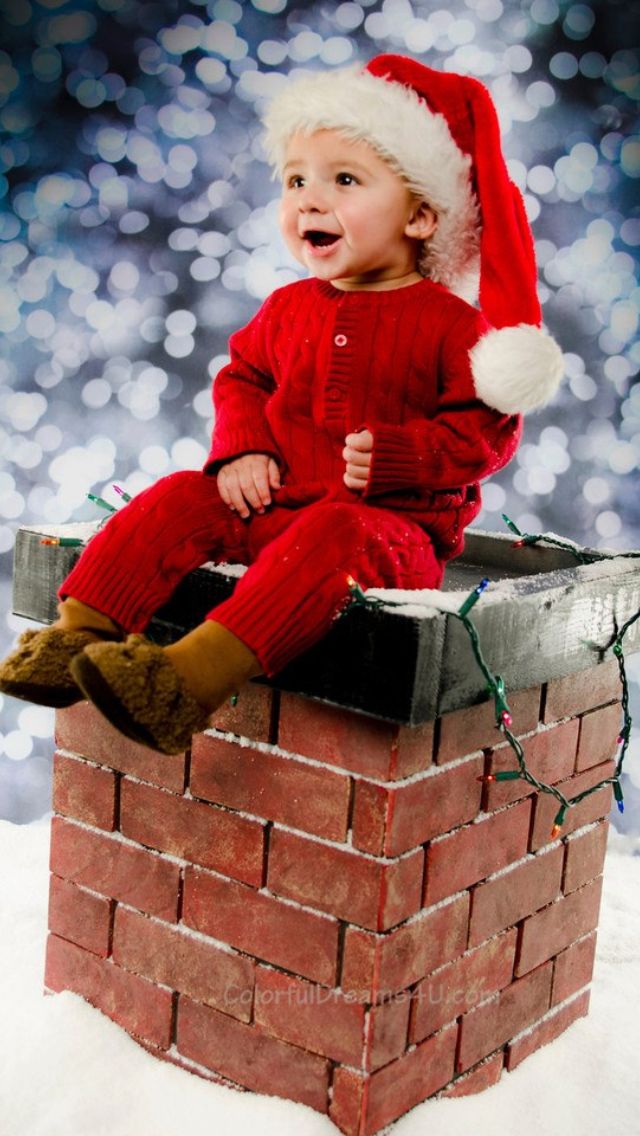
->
[287,174,305,189]
[336,172,358,186]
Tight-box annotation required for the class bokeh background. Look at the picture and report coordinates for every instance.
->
[0,0,638,825]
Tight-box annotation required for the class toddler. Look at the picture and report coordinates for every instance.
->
[0,54,563,754]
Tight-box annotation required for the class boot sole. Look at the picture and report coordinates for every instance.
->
[0,679,82,709]
[69,652,166,752]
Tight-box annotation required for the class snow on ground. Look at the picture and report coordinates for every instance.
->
[2,818,639,1136]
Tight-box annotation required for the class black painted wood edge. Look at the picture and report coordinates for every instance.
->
[11,523,640,725]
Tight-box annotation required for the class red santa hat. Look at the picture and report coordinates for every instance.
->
[262,53,564,415]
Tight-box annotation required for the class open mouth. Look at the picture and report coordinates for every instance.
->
[303,231,340,248]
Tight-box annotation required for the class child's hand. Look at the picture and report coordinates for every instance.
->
[343,429,373,491]
[217,453,281,518]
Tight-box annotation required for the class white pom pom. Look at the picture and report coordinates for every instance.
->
[469,324,565,415]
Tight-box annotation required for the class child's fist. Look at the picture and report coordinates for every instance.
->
[217,453,281,518]
[343,429,373,492]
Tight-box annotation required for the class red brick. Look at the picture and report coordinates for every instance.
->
[563,820,608,894]
[393,720,435,777]
[552,931,597,1005]
[331,1030,459,1136]
[278,693,399,779]
[133,1038,238,1088]
[385,754,483,856]
[49,815,180,922]
[329,1067,367,1136]
[543,659,620,722]
[267,827,423,931]
[485,719,579,808]
[112,905,255,1021]
[47,874,112,957]
[516,876,603,976]
[439,1051,504,1097]
[56,702,186,793]
[190,733,350,842]
[253,966,365,1065]
[576,703,621,771]
[410,929,517,1042]
[469,844,564,947]
[209,682,274,743]
[506,989,590,1070]
[352,756,485,858]
[176,993,330,1112]
[45,933,173,1049]
[120,777,264,887]
[52,751,117,830]
[529,760,614,851]
[423,798,532,906]
[367,994,412,1071]
[341,893,470,999]
[457,961,552,1072]
[340,927,378,1002]
[437,686,541,764]
[351,779,389,855]
[182,866,339,986]
[363,1022,457,1135]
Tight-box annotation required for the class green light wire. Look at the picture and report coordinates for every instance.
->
[501,513,640,565]
[345,565,636,833]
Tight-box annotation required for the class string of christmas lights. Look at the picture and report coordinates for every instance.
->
[39,537,84,548]
[501,513,640,564]
[345,563,637,838]
[501,513,640,825]
[39,485,129,547]
[87,494,116,515]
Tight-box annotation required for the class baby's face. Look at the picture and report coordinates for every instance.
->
[279,129,436,291]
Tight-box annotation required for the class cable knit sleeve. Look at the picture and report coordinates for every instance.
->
[204,295,282,475]
[362,307,522,496]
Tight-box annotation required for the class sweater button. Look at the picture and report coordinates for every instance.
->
[327,387,341,400]
[334,334,348,346]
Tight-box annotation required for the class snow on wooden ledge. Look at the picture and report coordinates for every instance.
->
[12,522,640,726]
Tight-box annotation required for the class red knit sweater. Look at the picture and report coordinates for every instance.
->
[206,277,522,559]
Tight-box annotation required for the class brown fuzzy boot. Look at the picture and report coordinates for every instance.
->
[0,626,119,708]
[69,635,213,754]
[163,620,262,711]
[69,623,262,755]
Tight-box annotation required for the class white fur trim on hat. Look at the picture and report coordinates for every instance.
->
[261,66,480,300]
[469,325,565,415]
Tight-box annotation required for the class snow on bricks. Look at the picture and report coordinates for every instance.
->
[47,659,618,1136]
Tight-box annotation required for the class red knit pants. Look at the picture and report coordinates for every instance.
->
[59,472,444,676]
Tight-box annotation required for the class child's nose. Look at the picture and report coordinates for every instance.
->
[298,182,328,213]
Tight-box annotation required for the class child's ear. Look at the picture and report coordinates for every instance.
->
[405,201,438,241]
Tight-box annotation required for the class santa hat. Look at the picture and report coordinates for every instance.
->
[262,53,564,415]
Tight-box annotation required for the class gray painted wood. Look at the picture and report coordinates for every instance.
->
[438,556,640,714]
[11,522,640,724]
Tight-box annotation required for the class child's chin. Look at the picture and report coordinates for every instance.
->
[306,262,340,280]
